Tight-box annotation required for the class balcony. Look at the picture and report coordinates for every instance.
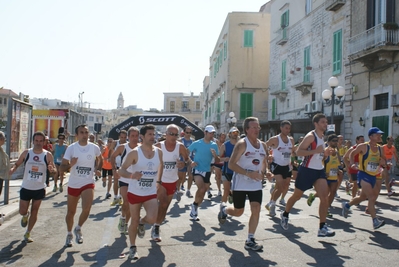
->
[291,70,313,95]
[325,0,346,11]
[348,23,399,69]
[270,89,288,101]
[276,27,289,46]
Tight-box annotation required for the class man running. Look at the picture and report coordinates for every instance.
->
[60,124,103,247]
[218,117,271,251]
[52,133,68,193]
[9,131,55,242]
[109,130,128,205]
[265,120,294,216]
[111,127,140,234]
[151,124,188,242]
[99,138,114,199]
[188,125,220,221]
[279,113,335,237]
[382,136,398,196]
[118,124,163,260]
[209,133,226,197]
[341,127,386,229]
[177,126,194,198]
[343,135,365,197]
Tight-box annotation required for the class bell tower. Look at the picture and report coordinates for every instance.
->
[117,92,124,109]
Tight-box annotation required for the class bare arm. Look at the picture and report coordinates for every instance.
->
[296,134,324,157]
[349,144,367,169]
[228,140,263,181]
[9,150,28,175]
[118,150,142,180]
[110,145,124,169]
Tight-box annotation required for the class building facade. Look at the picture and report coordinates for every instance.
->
[204,9,271,138]
[268,0,348,140]
[163,92,202,127]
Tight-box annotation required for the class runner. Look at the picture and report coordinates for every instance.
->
[111,127,140,234]
[109,130,128,205]
[265,120,294,216]
[177,126,194,198]
[219,127,240,206]
[218,117,271,251]
[279,113,335,237]
[98,139,114,199]
[151,124,188,242]
[60,124,103,247]
[343,135,365,197]
[9,131,55,242]
[188,125,220,221]
[52,133,68,193]
[209,133,226,198]
[382,136,398,196]
[341,127,387,229]
[118,124,163,260]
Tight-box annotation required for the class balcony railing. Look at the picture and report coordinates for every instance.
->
[348,23,399,56]
[325,0,346,11]
[276,27,289,45]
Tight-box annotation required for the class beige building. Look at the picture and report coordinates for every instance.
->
[204,9,271,138]
[268,0,348,139]
[346,0,399,141]
[163,92,202,127]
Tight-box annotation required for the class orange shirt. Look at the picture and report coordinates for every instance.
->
[382,145,396,160]
[102,146,112,170]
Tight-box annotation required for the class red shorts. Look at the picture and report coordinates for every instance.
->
[162,181,177,196]
[127,192,157,205]
[68,183,95,197]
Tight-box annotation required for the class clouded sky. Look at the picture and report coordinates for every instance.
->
[0,0,268,110]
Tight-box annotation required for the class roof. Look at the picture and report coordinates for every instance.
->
[0,87,19,97]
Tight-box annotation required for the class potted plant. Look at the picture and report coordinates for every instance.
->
[383,22,399,30]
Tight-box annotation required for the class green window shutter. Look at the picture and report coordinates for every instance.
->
[217,97,221,113]
[281,10,289,28]
[281,60,287,90]
[372,116,389,143]
[304,46,311,82]
[272,98,276,120]
[224,41,227,60]
[220,50,223,66]
[333,29,342,75]
[221,92,225,112]
[205,109,208,118]
[240,93,253,119]
[244,30,253,47]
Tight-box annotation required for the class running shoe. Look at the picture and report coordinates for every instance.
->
[118,217,126,232]
[317,225,335,237]
[307,193,315,206]
[186,190,193,198]
[389,178,396,188]
[265,202,271,211]
[244,238,263,251]
[373,218,385,229]
[52,185,58,192]
[151,225,161,242]
[59,184,63,193]
[129,246,139,260]
[341,202,350,218]
[21,212,29,228]
[218,205,228,224]
[24,232,33,243]
[74,227,83,244]
[190,203,198,220]
[388,191,395,197]
[218,191,222,196]
[137,224,145,238]
[118,197,123,205]
[65,233,73,247]
[110,198,119,206]
[268,204,276,217]
[208,191,213,199]
[280,212,289,230]
[175,191,182,202]
[181,185,185,191]
[279,198,286,206]
[105,193,112,199]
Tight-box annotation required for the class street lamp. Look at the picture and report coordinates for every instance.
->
[226,111,237,127]
[322,77,345,129]
[78,91,85,112]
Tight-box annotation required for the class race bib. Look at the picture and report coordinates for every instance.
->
[282,152,291,160]
[28,166,44,182]
[76,166,92,179]
[329,168,338,177]
[366,162,378,172]
[164,161,176,171]
[138,178,153,190]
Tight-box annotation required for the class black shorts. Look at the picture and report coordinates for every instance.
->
[270,162,291,179]
[119,181,129,187]
[295,167,326,192]
[102,169,113,178]
[20,188,46,201]
[223,172,233,182]
[350,173,357,182]
[192,169,211,183]
[211,163,223,170]
[232,190,262,209]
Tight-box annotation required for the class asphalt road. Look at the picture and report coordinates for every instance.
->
[0,176,398,267]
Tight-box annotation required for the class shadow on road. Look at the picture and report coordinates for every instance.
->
[0,240,26,265]
[38,246,78,267]
[170,220,215,245]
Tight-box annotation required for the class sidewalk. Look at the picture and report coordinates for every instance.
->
[0,173,71,221]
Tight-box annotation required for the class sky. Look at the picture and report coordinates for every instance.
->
[0,0,269,111]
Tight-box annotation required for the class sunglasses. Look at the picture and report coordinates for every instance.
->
[185,132,192,134]
[58,138,65,140]
[168,132,179,137]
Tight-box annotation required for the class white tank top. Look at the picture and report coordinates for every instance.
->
[119,143,136,184]
[128,146,160,196]
[22,149,48,190]
[64,142,101,188]
[301,131,325,170]
[232,138,266,191]
[272,135,292,166]
[115,140,122,167]
[160,141,180,183]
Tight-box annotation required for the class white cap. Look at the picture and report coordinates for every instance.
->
[229,127,239,133]
[204,125,216,133]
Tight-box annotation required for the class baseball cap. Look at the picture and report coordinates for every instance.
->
[368,127,384,136]
[204,125,216,133]
[229,127,239,133]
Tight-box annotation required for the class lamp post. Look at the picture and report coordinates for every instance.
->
[322,77,345,129]
[78,91,85,112]
[226,111,237,128]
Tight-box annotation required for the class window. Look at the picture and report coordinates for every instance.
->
[281,10,289,28]
[4,98,6,105]
[217,97,221,115]
[96,117,99,122]
[303,46,311,82]
[0,98,2,104]
[240,93,253,119]
[170,101,175,112]
[89,126,94,132]
[224,41,227,60]
[244,30,253,47]
[333,30,342,75]
[281,60,287,90]
[272,98,276,120]
[88,116,94,122]
[213,63,217,77]
[367,0,395,29]
[221,92,225,112]
[182,100,189,111]
[219,54,222,68]
[305,0,312,15]
[196,101,200,111]
[375,93,388,110]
